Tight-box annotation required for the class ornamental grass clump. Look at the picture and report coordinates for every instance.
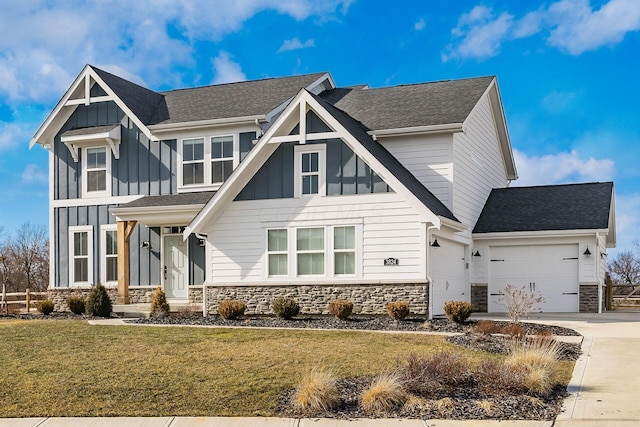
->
[218,299,246,320]
[506,337,562,396]
[272,297,300,320]
[150,286,170,318]
[293,368,340,413]
[328,299,353,321]
[66,296,85,315]
[86,283,112,317]
[400,352,470,397]
[443,300,473,324]
[359,373,406,413]
[37,299,55,315]
[386,301,410,321]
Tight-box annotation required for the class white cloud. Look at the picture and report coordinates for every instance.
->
[541,90,577,113]
[414,18,426,31]
[445,0,640,60]
[21,163,47,185]
[513,148,615,186]
[211,51,247,84]
[278,37,316,53]
[0,121,30,150]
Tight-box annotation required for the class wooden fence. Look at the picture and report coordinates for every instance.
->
[1,283,48,314]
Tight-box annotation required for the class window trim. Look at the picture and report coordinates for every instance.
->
[177,134,239,191]
[210,135,235,185]
[81,146,111,198]
[332,225,357,277]
[295,227,326,277]
[294,144,326,198]
[69,225,94,288]
[266,229,289,277]
[100,224,118,287]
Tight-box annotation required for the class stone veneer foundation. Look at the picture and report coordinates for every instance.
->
[48,287,119,312]
[204,283,429,316]
[579,284,601,313]
[470,284,488,312]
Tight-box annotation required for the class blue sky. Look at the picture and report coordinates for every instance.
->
[0,0,638,256]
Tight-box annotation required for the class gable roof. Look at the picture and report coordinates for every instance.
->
[321,76,494,131]
[473,182,615,235]
[308,91,458,221]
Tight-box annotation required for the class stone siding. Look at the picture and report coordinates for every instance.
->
[128,287,156,304]
[471,284,488,312]
[579,284,599,313]
[48,287,118,312]
[204,283,429,316]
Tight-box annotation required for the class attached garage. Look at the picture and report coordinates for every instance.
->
[431,239,467,316]
[487,244,579,313]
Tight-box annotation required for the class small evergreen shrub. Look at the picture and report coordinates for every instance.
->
[386,301,410,321]
[66,296,85,315]
[37,299,55,315]
[328,299,353,321]
[272,297,300,320]
[293,368,340,413]
[218,299,246,320]
[86,283,113,317]
[150,286,170,318]
[443,300,473,324]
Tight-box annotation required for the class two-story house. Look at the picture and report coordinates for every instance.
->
[30,65,615,316]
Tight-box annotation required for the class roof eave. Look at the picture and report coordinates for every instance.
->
[148,115,267,133]
[472,228,611,240]
[368,123,464,137]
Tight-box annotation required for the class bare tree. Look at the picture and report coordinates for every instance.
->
[0,223,49,292]
[608,250,640,286]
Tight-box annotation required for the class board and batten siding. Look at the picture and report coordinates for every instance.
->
[452,94,509,230]
[379,134,454,211]
[205,193,425,283]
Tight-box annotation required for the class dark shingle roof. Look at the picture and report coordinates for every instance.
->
[61,124,119,137]
[321,76,494,131]
[118,192,216,209]
[473,182,614,233]
[307,90,458,222]
[151,73,327,125]
[92,66,165,125]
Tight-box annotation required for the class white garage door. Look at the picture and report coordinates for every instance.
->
[488,244,579,313]
[431,240,467,316]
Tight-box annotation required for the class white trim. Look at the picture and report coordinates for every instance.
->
[111,204,205,226]
[294,144,326,198]
[100,224,118,286]
[52,194,143,208]
[369,123,464,137]
[205,278,428,287]
[81,146,111,198]
[48,148,55,289]
[69,225,94,287]
[472,229,609,240]
[148,115,266,132]
[60,125,121,161]
[267,132,340,144]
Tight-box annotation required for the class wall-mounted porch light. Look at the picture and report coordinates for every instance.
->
[583,247,592,256]
[140,241,151,249]
[430,238,440,248]
[472,249,481,257]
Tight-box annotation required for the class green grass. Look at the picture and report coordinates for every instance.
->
[0,319,574,417]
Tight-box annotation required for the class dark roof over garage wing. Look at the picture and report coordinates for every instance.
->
[473,182,614,233]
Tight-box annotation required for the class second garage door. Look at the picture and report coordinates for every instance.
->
[431,240,467,316]
[488,244,579,313]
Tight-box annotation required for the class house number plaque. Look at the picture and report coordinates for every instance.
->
[384,257,399,266]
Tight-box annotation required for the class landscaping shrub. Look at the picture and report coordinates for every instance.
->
[359,373,406,413]
[150,287,170,318]
[175,304,201,319]
[501,323,526,338]
[86,283,112,317]
[495,284,544,323]
[66,296,85,315]
[272,297,300,320]
[386,301,410,321]
[443,300,473,324]
[218,299,246,320]
[472,319,501,335]
[37,299,55,315]
[506,337,561,396]
[400,352,470,397]
[293,368,339,413]
[476,359,528,395]
[328,299,353,321]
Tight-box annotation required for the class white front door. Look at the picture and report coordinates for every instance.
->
[431,240,467,316]
[164,235,188,300]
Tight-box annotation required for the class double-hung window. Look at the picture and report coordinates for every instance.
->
[182,138,205,185]
[333,226,355,275]
[267,229,288,276]
[69,226,93,286]
[101,225,118,286]
[211,136,234,184]
[296,228,325,275]
[81,147,111,197]
[294,145,325,197]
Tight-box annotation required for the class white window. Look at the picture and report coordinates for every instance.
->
[69,226,93,287]
[267,229,288,276]
[211,136,234,184]
[294,145,326,197]
[296,228,325,276]
[333,226,355,275]
[182,138,205,186]
[101,225,118,286]
[82,147,110,197]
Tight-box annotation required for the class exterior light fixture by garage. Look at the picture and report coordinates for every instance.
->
[430,238,440,248]
[472,249,481,257]
[140,241,151,249]
[583,247,592,256]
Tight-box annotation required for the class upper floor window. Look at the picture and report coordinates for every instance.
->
[82,147,111,198]
[211,136,234,184]
[182,138,205,186]
[179,134,239,191]
[294,144,326,198]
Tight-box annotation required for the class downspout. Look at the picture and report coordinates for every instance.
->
[595,232,602,314]
[426,224,438,320]
[195,233,208,317]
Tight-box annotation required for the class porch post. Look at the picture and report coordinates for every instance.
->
[116,220,137,304]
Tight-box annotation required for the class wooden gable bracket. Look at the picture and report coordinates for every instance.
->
[116,220,137,305]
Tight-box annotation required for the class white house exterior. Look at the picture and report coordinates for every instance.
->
[30,65,615,315]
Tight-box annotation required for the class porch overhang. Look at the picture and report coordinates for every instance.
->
[110,192,215,226]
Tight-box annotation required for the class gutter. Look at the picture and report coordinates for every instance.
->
[426,224,438,320]
[369,123,464,138]
[148,115,266,133]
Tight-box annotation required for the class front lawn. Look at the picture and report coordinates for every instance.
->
[0,320,574,418]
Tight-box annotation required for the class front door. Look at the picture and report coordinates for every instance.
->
[164,235,188,300]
